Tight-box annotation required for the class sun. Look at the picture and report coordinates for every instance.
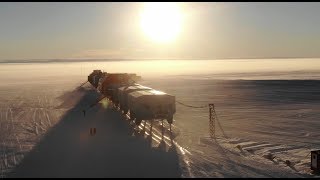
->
[140,2,183,44]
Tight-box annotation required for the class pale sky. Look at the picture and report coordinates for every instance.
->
[1,2,320,60]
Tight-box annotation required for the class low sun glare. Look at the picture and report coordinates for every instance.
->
[140,2,183,44]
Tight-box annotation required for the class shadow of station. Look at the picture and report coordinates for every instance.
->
[9,87,182,178]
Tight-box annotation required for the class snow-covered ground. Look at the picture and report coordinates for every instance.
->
[143,78,320,178]
[0,60,320,178]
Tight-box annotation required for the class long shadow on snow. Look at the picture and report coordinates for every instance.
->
[9,87,182,178]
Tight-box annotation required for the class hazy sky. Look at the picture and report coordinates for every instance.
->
[1,2,320,60]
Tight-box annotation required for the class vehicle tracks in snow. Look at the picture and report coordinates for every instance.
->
[199,136,315,176]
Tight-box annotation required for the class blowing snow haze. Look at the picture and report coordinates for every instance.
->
[0,2,320,178]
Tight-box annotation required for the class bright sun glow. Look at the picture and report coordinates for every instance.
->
[140,2,183,44]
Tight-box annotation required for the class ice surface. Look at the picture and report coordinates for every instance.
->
[0,60,320,177]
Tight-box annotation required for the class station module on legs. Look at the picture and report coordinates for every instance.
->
[85,69,176,140]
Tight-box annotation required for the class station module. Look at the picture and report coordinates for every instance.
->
[86,70,176,128]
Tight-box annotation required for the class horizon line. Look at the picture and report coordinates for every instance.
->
[0,57,319,64]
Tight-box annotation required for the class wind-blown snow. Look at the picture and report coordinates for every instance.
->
[0,60,320,178]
